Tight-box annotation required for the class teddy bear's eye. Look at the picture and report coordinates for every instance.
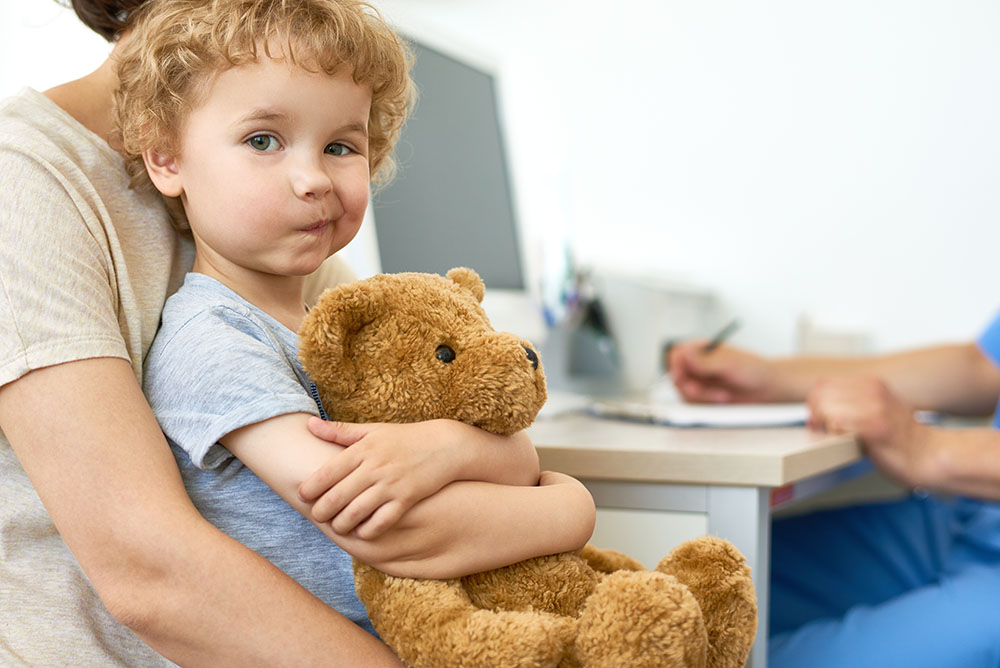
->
[435,345,456,363]
[524,346,539,370]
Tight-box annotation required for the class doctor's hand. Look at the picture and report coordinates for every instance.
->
[807,375,937,489]
[668,341,774,404]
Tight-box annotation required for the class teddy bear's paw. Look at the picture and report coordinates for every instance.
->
[358,564,577,668]
[655,537,757,668]
[574,570,708,668]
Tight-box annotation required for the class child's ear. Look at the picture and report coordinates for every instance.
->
[142,148,184,197]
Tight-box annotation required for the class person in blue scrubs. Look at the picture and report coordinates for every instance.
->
[668,314,1000,667]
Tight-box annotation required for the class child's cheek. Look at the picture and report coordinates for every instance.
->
[346,178,371,215]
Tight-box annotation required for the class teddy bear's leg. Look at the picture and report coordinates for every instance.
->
[577,543,646,573]
[355,561,577,668]
[574,570,708,668]
[655,536,757,668]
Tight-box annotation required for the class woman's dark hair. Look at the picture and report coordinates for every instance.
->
[64,0,149,41]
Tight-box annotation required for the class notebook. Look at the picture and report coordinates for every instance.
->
[585,399,809,428]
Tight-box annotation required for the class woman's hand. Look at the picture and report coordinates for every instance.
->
[807,375,937,488]
[299,418,539,540]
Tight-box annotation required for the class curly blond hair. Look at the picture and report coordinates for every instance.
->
[113,0,414,229]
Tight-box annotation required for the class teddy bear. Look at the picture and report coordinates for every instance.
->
[298,267,758,668]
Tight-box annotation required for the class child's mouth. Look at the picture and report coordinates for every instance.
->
[302,220,329,234]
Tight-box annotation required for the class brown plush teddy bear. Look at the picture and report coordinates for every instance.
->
[299,267,758,668]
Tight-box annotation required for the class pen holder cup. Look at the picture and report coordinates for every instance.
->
[592,274,716,395]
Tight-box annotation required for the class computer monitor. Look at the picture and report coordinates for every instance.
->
[366,32,544,341]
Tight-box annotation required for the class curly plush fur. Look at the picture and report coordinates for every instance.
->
[299,267,758,668]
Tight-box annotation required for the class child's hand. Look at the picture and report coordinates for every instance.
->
[298,417,474,540]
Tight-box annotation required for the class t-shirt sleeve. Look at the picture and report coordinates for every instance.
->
[977,310,1000,367]
[144,306,320,469]
[0,147,126,387]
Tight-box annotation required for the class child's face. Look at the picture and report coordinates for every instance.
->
[163,56,372,278]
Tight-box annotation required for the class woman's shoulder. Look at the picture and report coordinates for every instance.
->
[1,88,80,136]
[0,88,120,172]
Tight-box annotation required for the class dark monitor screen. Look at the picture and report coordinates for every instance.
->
[371,38,524,290]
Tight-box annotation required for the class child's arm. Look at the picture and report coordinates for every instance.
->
[222,413,595,579]
[370,469,596,579]
[296,418,540,537]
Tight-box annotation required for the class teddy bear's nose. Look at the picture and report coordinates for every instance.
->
[524,346,539,370]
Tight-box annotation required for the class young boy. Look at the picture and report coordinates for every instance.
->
[115,0,596,650]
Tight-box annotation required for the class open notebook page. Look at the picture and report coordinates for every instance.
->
[588,399,809,428]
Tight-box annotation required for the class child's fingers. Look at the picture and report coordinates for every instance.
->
[306,463,376,523]
[298,453,359,504]
[309,484,352,523]
[306,417,371,446]
[330,486,387,535]
[353,501,406,540]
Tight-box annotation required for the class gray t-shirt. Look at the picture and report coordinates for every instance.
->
[143,272,373,634]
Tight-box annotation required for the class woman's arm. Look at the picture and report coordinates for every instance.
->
[0,358,402,667]
[223,413,595,579]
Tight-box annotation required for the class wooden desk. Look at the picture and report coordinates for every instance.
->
[527,414,865,668]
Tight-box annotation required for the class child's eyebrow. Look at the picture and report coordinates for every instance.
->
[233,110,367,137]
[337,123,369,137]
[235,108,290,125]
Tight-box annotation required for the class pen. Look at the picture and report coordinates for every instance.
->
[663,318,741,371]
[702,318,741,354]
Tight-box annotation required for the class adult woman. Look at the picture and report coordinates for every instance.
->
[0,2,595,665]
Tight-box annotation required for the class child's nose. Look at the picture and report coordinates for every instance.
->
[292,158,334,200]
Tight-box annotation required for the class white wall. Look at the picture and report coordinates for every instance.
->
[0,4,111,96]
[7,1,1000,356]
[374,0,1000,356]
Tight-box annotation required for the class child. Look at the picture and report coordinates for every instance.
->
[116,0,596,649]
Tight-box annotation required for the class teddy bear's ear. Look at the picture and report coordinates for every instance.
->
[446,267,485,303]
[298,281,384,395]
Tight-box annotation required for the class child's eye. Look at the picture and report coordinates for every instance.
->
[247,134,280,152]
[325,143,353,156]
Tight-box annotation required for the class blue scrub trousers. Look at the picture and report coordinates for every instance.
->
[768,494,1000,668]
